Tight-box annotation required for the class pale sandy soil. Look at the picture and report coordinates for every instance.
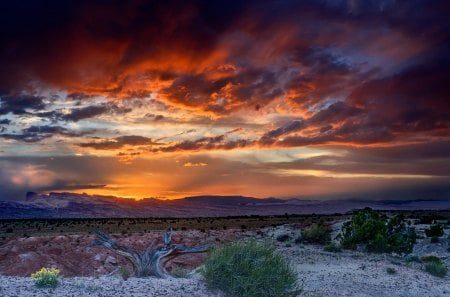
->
[290,245,450,297]
[278,223,450,297]
[0,275,219,297]
[0,223,449,297]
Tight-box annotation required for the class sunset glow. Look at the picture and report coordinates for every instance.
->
[0,1,449,201]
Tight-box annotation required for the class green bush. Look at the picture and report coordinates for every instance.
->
[171,266,190,278]
[323,242,342,253]
[386,267,397,274]
[430,236,439,243]
[202,241,299,297]
[425,225,444,238]
[276,234,291,242]
[294,235,302,244]
[421,255,441,263]
[421,255,448,277]
[404,255,420,263]
[339,208,416,254]
[425,262,448,278]
[31,267,60,288]
[119,267,130,281]
[301,224,331,244]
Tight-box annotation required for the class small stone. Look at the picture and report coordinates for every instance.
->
[105,256,117,265]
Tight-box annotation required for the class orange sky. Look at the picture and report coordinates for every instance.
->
[0,1,449,201]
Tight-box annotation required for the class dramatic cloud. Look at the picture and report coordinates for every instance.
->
[1,155,448,201]
[1,125,86,143]
[79,135,158,150]
[348,61,450,137]
[62,103,132,122]
[158,134,250,153]
[0,94,45,115]
[0,158,107,199]
[0,1,449,200]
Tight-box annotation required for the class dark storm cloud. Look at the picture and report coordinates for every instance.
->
[0,0,244,93]
[162,68,284,114]
[158,133,249,153]
[0,0,447,114]
[0,125,88,142]
[260,120,306,145]
[0,156,109,200]
[265,141,450,178]
[0,119,11,125]
[0,0,448,149]
[348,60,450,136]
[79,135,158,150]
[260,118,393,147]
[347,140,450,161]
[62,103,132,122]
[0,94,45,115]
[67,92,96,101]
[308,102,363,125]
[261,102,362,143]
[258,101,384,146]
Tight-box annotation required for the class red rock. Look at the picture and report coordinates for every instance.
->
[0,229,248,277]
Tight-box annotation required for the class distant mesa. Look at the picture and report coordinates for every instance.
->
[25,192,38,200]
[183,195,285,205]
[0,192,448,219]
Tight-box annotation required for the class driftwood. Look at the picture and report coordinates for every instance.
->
[90,228,208,278]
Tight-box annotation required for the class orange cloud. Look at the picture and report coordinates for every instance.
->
[183,162,208,167]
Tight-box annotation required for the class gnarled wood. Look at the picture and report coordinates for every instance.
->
[90,228,208,278]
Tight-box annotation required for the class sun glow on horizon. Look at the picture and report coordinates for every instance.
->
[0,1,448,202]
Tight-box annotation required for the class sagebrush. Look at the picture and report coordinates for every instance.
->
[425,225,444,238]
[202,240,299,297]
[302,224,331,244]
[386,267,396,274]
[339,208,416,254]
[324,242,341,253]
[421,256,448,278]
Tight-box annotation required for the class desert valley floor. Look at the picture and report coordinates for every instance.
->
[0,213,449,297]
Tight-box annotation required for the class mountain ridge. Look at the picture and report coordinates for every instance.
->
[0,192,449,219]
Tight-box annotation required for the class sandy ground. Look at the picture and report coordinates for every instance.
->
[0,223,449,297]
[278,223,450,297]
[0,275,219,297]
[290,245,450,297]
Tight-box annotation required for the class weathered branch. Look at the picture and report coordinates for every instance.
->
[90,228,208,278]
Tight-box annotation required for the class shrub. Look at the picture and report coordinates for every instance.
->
[430,236,439,243]
[404,255,420,263]
[202,241,299,297]
[171,266,190,278]
[31,267,60,288]
[425,225,444,238]
[390,258,402,266]
[119,267,130,281]
[276,234,291,242]
[301,224,331,244]
[421,255,448,277]
[324,242,342,253]
[339,208,416,254]
[421,255,441,263]
[425,261,448,278]
[386,267,396,274]
[294,235,302,244]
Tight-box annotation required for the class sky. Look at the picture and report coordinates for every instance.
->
[0,0,449,201]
